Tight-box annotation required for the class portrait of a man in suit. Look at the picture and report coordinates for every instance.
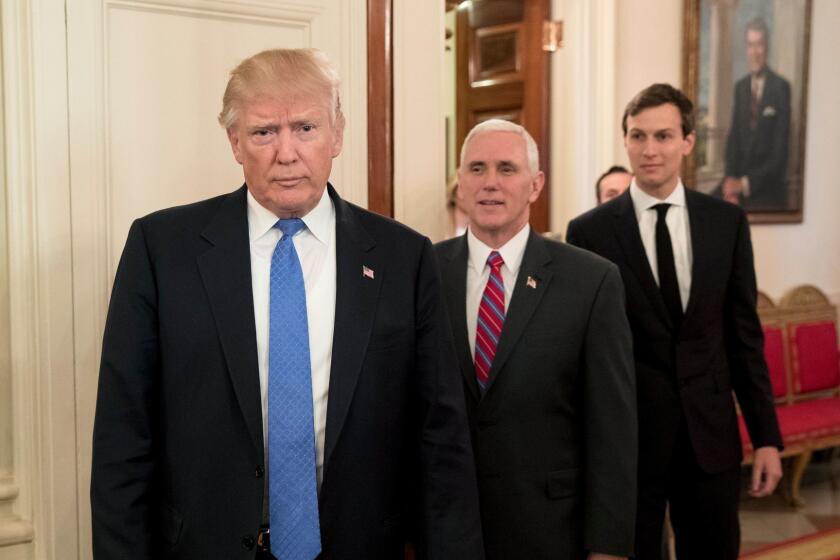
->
[567,83,783,560]
[722,17,792,211]
[435,119,638,560]
[90,48,483,560]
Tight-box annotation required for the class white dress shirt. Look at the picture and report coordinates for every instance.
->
[629,180,693,310]
[248,188,336,486]
[466,224,530,357]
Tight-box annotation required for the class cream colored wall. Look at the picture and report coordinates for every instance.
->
[612,0,682,169]
[393,1,449,241]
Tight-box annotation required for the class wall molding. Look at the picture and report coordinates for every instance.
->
[550,0,618,230]
[3,0,80,558]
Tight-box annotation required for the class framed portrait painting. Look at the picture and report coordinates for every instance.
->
[682,0,812,223]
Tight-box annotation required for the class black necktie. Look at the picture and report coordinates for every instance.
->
[653,203,683,329]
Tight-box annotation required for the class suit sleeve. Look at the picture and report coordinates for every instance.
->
[413,238,485,560]
[724,211,783,450]
[583,263,638,556]
[565,218,587,250]
[91,220,159,559]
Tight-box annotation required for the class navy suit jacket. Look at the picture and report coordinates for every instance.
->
[91,184,484,559]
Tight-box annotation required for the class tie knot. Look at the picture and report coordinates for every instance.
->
[652,203,671,221]
[275,218,306,238]
[487,251,504,270]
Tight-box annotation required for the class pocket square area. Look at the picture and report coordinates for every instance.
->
[762,105,777,117]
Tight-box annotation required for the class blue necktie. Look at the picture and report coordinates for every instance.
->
[268,218,321,559]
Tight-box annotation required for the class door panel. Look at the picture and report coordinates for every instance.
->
[456,0,551,232]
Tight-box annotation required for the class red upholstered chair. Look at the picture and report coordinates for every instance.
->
[789,320,840,396]
[763,326,788,401]
[741,287,840,506]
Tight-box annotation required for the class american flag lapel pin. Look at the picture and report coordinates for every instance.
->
[362,265,375,279]
[526,276,538,289]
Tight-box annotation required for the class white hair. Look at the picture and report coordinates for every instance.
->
[459,119,540,175]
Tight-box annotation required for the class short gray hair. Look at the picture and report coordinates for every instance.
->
[460,119,540,175]
[218,48,344,131]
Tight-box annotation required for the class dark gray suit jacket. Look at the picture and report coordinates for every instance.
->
[435,231,637,559]
[91,184,484,559]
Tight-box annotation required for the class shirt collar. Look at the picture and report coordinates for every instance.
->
[466,223,531,276]
[629,179,686,222]
[247,186,334,244]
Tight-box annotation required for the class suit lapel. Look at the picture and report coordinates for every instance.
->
[197,186,264,456]
[441,235,480,401]
[612,190,673,328]
[483,231,552,395]
[323,184,383,468]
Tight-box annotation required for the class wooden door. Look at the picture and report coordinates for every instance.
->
[456,0,551,232]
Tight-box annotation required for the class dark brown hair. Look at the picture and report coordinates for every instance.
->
[621,83,695,138]
[595,165,630,201]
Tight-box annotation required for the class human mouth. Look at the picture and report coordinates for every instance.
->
[478,200,504,206]
[272,177,304,187]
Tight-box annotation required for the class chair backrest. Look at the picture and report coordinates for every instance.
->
[757,291,790,402]
[779,286,840,400]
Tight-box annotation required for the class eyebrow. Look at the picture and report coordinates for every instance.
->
[466,159,518,167]
[247,111,324,129]
[629,127,677,135]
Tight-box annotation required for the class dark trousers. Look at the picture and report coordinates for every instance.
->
[634,423,741,560]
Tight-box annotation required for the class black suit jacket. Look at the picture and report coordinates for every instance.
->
[91,185,484,559]
[567,189,782,480]
[435,231,637,560]
[724,68,791,211]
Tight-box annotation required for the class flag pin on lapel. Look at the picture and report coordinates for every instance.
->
[526,276,538,289]
[362,265,375,279]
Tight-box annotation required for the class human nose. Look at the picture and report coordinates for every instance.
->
[641,138,656,158]
[482,168,500,189]
[273,130,298,165]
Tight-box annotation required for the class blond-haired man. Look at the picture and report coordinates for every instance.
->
[91,48,483,560]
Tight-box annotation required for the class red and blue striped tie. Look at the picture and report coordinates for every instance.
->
[475,251,505,393]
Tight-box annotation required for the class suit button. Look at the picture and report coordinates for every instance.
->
[256,465,265,478]
[242,535,255,550]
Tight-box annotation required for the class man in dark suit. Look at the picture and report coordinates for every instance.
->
[435,119,637,560]
[723,17,791,211]
[596,165,632,205]
[567,84,783,560]
[90,48,483,559]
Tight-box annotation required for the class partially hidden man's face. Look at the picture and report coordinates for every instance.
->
[624,103,695,197]
[746,29,768,75]
[457,131,544,245]
[227,95,343,218]
[598,172,632,204]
